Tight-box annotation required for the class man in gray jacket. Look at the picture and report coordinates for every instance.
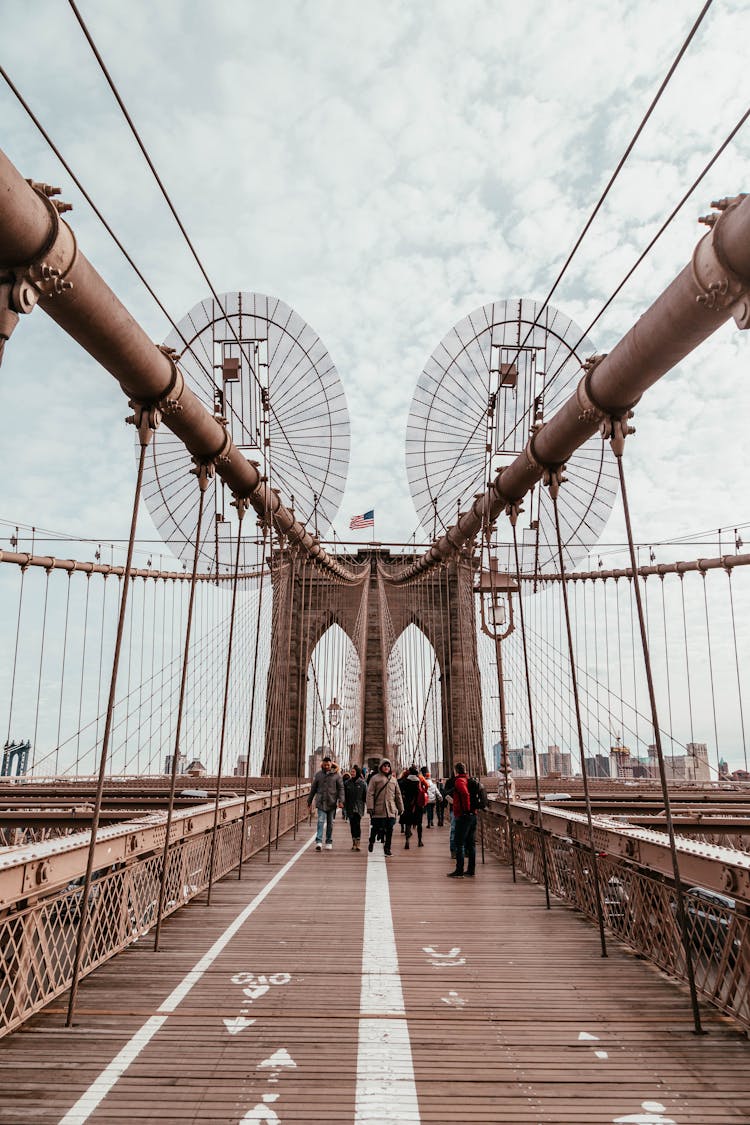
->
[307,756,344,851]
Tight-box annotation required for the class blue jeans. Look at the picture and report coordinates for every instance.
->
[454,813,477,875]
[449,812,456,853]
[316,807,335,844]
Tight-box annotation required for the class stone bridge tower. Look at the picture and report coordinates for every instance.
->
[262,548,484,778]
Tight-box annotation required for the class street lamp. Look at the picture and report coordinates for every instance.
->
[327,697,342,760]
[475,560,518,803]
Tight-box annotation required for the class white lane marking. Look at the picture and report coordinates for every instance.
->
[241,1101,280,1122]
[441,991,467,1008]
[612,1102,676,1124]
[578,1031,599,1041]
[224,1016,256,1035]
[595,1050,609,1059]
[258,1048,296,1071]
[58,834,316,1125]
[422,946,460,958]
[355,850,420,1124]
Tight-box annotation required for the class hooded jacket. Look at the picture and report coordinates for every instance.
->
[366,761,404,818]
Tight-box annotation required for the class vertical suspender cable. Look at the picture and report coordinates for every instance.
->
[206,498,247,906]
[726,570,748,772]
[154,473,208,950]
[510,516,551,909]
[55,573,73,775]
[701,573,721,776]
[550,484,608,957]
[6,559,27,746]
[660,576,677,772]
[680,576,696,744]
[66,418,154,1027]
[238,526,271,876]
[614,447,704,1034]
[30,566,51,773]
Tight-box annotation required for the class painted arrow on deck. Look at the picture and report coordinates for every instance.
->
[223,1016,256,1035]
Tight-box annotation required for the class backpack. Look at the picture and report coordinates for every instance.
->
[468,776,489,812]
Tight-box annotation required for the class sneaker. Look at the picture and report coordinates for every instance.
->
[404,842,410,850]
[446,870,464,878]
[465,871,475,878]
[325,843,333,850]
[315,843,322,851]
[418,840,424,847]
[368,841,374,852]
[384,849,392,856]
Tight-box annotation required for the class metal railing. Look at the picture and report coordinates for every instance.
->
[0,786,308,1038]
[481,800,750,1031]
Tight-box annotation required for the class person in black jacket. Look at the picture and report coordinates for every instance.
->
[400,765,427,850]
[344,765,367,851]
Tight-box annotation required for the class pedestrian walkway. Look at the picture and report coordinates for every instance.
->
[0,819,747,1124]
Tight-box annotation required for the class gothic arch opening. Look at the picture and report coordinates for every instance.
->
[306,623,362,772]
[386,623,443,773]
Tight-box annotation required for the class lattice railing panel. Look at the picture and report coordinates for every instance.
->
[481,805,750,1030]
[0,792,307,1038]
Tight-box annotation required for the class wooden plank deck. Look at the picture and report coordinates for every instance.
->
[0,818,748,1124]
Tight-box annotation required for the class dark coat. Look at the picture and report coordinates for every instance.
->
[344,776,367,817]
[400,774,426,826]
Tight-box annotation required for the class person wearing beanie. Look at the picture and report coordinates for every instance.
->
[365,759,404,856]
[307,756,344,851]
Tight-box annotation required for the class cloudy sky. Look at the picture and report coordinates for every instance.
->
[1,0,749,769]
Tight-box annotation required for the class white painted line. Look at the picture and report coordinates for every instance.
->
[58,833,316,1125]
[355,850,420,1124]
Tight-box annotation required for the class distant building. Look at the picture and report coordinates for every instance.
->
[686,742,711,782]
[234,755,247,777]
[719,758,730,779]
[585,754,610,778]
[610,741,633,779]
[186,759,206,776]
[539,746,572,778]
[499,744,534,777]
[308,747,329,778]
[163,752,186,776]
[647,741,711,782]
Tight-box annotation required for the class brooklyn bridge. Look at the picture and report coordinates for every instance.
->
[1,2,750,1122]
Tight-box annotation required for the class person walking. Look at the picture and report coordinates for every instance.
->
[344,765,367,850]
[401,765,427,849]
[443,772,456,856]
[424,769,440,828]
[366,759,404,856]
[307,756,344,851]
[436,777,447,827]
[447,762,476,878]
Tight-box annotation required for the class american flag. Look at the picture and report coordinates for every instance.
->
[349,509,374,530]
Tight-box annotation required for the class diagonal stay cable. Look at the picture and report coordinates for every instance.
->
[66,0,266,403]
[424,0,716,516]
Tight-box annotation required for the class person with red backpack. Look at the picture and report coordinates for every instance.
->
[446,761,476,878]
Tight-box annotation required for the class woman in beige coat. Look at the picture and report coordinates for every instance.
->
[366,759,404,856]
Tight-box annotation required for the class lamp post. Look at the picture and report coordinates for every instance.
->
[476,559,518,880]
[327,697,342,762]
[477,561,516,790]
